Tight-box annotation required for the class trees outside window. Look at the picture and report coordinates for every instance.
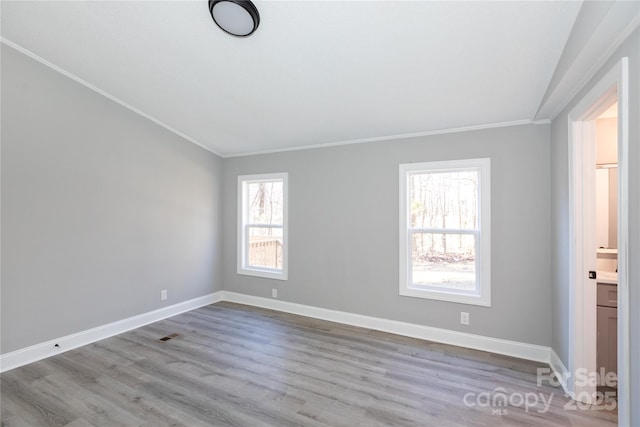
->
[238,173,288,280]
[399,159,491,306]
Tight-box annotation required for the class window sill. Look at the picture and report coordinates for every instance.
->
[238,267,288,281]
[399,287,490,307]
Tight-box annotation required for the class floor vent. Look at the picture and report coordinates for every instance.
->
[159,333,180,342]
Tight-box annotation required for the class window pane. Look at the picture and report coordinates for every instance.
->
[247,181,283,225]
[411,232,476,291]
[409,170,478,229]
[248,227,283,269]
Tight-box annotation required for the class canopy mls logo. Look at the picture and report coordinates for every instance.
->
[463,368,618,416]
[463,387,554,415]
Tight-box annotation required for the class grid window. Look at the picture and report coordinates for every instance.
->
[399,159,490,306]
[238,173,288,280]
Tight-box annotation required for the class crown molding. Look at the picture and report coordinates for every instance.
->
[223,119,540,158]
[1,38,224,158]
[2,37,552,159]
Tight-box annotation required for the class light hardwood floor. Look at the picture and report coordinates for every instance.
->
[1,302,617,426]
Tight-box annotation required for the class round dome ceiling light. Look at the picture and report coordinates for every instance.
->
[209,0,260,37]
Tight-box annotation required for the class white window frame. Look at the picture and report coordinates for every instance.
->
[237,173,288,280]
[399,158,491,306]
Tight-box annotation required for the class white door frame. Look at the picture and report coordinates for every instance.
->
[567,57,629,424]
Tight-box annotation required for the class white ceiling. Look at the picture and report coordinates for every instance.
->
[1,1,582,157]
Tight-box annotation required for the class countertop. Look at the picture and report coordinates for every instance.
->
[597,270,618,285]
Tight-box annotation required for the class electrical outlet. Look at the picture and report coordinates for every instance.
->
[460,312,470,325]
[161,290,168,301]
[272,288,278,298]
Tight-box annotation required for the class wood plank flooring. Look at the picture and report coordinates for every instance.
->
[1,302,617,426]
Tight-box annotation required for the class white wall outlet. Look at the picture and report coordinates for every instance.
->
[272,288,278,298]
[460,312,470,325]
[161,290,168,301]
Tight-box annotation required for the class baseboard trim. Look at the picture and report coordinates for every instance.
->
[1,290,561,375]
[0,291,224,373]
[221,291,552,364]
[549,347,572,397]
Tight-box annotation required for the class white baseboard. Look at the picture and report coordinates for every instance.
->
[221,291,552,364]
[2,290,563,376]
[549,347,572,397]
[0,291,224,373]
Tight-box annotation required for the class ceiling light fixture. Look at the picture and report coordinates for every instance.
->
[209,0,260,37]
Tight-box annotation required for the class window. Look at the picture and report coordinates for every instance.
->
[238,173,288,280]
[399,158,490,306]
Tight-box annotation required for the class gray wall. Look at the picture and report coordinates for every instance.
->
[550,28,639,423]
[223,124,552,346]
[1,44,223,353]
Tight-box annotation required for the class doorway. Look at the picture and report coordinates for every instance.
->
[568,58,629,424]
[594,105,618,399]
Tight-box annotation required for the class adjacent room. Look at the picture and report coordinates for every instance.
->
[1,1,639,426]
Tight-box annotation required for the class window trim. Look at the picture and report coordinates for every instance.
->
[237,173,288,281]
[399,158,491,306]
